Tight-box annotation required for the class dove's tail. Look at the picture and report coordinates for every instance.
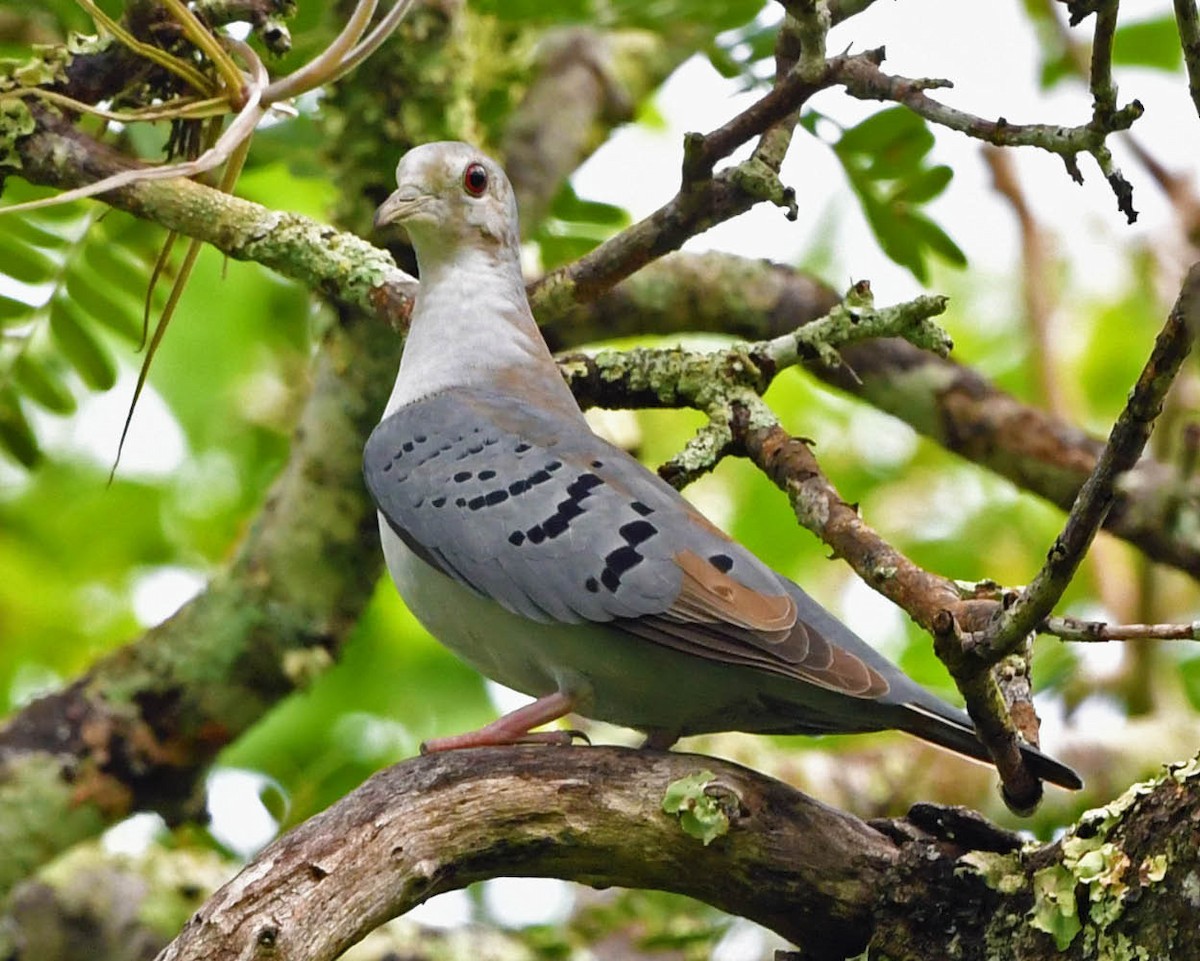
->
[780,580,1082,791]
[900,699,1082,790]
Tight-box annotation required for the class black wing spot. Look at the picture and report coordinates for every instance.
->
[515,442,531,453]
[560,499,586,520]
[708,553,734,573]
[591,460,603,468]
[486,490,508,506]
[455,497,467,507]
[509,479,531,496]
[509,531,526,546]
[414,434,427,443]
[585,577,599,593]
[527,526,547,545]
[600,546,644,590]
[630,501,654,516]
[402,441,414,453]
[479,469,496,481]
[453,471,472,483]
[467,443,484,455]
[528,469,551,486]
[619,520,657,546]
[467,496,486,511]
[546,460,563,472]
[432,497,446,508]
[566,473,603,499]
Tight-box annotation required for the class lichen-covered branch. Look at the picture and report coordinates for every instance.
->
[10,110,414,312]
[554,252,1200,581]
[153,746,1200,961]
[830,53,1141,221]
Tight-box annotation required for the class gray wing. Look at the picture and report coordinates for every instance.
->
[364,388,890,696]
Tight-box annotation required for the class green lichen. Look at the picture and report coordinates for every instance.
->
[958,850,1026,896]
[1030,863,1082,950]
[1169,754,1200,782]
[0,754,108,897]
[1027,770,1174,953]
[282,645,335,687]
[662,770,731,846]
[0,96,35,171]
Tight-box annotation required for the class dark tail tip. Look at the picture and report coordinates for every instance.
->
[1022,742,1083,791]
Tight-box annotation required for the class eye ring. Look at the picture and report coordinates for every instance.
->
[463,162,488,197]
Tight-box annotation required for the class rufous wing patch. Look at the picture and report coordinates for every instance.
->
[795,625,890,697]
[672,549,796,637]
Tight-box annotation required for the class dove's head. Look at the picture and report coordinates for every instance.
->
[374,142,520,269]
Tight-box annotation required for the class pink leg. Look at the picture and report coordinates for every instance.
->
[420,691,578,754]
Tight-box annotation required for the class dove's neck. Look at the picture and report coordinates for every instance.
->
[386,244,583,422]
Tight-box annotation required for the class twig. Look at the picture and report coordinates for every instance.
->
[1044,616,1200,641]
[968,263,1200,663]
[830,55,1142,222]
[1088,0,1119,121]
[1175,0,1200,118]
[0,39,269,214]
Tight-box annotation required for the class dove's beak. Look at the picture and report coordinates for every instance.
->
[373,188,426,230]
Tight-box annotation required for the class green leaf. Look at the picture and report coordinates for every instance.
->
[864,126,937,180]
[5,213,73,249]
[553,190,631,227]
[13,354,75,414]
[65,263,144,341]
[1113,17,1183,72]
[1,238,60,284]
[892,164,954,204]
[0,387,40,466]
[49,295,117,391]
[1181,655,1200,710]
[855,190,928,282]
[837,106,930,160]
[909,213,968,268]
[0,293,36,325]
[1039,52,1076,90]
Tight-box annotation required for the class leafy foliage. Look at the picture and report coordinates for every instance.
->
[0,182,169,465]
[532,182,630,269]
[804,106,965,283]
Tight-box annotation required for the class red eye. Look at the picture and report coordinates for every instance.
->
[463,162,488,196]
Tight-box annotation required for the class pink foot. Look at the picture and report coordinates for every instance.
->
[420,691,580,754]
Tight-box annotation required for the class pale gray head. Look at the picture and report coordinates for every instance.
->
[373,142,520,269]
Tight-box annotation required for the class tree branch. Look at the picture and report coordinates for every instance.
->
[830,53,1141,222]
[967,263,1200,662]
[153,746,1200,961]
[551,252,1200,581]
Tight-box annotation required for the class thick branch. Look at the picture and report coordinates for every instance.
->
[154,748,895,961]
[154,747,1200,961]
[11,110,414,313]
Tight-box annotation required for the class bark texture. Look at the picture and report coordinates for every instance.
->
[153,747,1200,961]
